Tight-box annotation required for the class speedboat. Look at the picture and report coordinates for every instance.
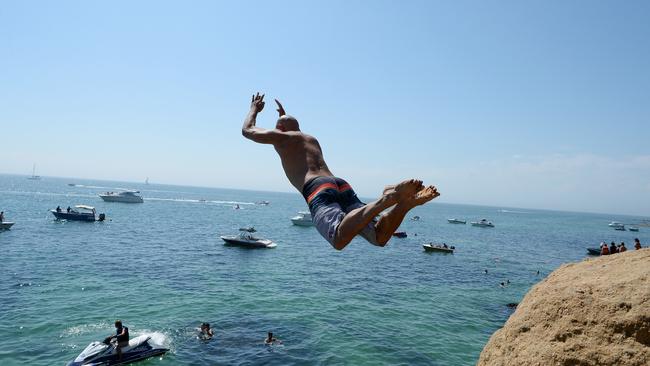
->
[471,218,494,227]
[392,231,407,238]
[587,248,601,256]
[447,218,466,224]
[291,211,314,227]
[614,226,626,231]
[411,216,420,221]
[628,227,639,232]
[51,205,105,222]
[99,191,144,203]
[0,222,15,230]
[608,221,625,228]
[256,200,270,205]
[67,334,168,366]
[423,243,455,253]
[220,227,277,248]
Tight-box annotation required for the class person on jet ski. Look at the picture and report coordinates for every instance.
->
[103,320,129,360]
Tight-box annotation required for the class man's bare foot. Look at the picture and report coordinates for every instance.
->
[411,185,440,206]
[393,179,423,199]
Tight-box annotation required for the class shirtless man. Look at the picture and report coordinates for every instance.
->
[242,93,439,250]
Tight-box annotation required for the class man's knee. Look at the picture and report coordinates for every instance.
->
[332,235,352,250]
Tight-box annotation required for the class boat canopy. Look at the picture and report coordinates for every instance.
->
[75,205,95,211]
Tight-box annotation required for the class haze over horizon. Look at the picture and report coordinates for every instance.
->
[2,1,649,216]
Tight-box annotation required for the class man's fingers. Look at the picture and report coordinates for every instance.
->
[260,94,265,101]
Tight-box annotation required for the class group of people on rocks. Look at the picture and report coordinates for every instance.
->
[600,238,642,255]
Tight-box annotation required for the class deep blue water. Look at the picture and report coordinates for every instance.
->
[1,174,648,365]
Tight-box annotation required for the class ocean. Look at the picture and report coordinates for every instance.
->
[1,174,647,365]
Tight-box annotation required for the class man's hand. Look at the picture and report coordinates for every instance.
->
[250,92,265,113]
[275,99,286,117]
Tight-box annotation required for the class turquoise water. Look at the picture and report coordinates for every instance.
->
[1,174,648,365]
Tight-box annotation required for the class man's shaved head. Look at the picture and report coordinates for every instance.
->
[276,115,300,132]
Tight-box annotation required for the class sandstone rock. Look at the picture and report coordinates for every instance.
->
[478,248,650,366]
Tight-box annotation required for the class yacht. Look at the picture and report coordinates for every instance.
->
[608,221,625,229]
[220,227,276,248]
[99,191,144,203]
[291,211,314,226]
[447,218,466,224]
[471,218,494,227]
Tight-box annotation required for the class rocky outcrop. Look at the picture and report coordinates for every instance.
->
[478,249,650,366]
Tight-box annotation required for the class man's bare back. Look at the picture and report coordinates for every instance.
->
[242,93,440,250]
[241,93,333,190]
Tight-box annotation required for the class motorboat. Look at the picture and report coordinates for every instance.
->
[411,216,420,221]
[256,200,270,205]
[423,243,455,253]
[608,221,625,228]
[471,218,494,227]
[587,248,601,256]
[447,218,466,224]
[99,191,144,203]
[628,227,639,232]
[291,211,314,226]
[66,334,168,366]
[51,205,105,222]
[392,231,407,238]
[0,222,15,230]
[614,226,626,231]
[220,227,277,248]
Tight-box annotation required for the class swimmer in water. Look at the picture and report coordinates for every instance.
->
[199,323,214,339]
[264,331,282,345]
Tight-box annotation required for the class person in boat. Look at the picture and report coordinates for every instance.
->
[609,241,618,255]
[199,322,214,339]
[619,242,627,253]
[443,243,448,248]
[600,243,610,255]
[56,206,61,213]
[0,211,4,222]
[634,238,642,250]
[103,320,129,360]
[66,206,71,213]
[264,331,282,345]
[242,93,439,250]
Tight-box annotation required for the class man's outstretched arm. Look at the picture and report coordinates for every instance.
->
[242,92,288,145]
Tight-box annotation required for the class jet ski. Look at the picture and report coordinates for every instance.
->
[67,334,168,366]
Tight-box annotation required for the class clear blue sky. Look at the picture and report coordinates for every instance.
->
[2,1,649,216]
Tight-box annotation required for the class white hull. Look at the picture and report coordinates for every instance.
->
[220,236,276,248]
[99,194,144,203]
[0,222,15,230]
[291,218,314,227]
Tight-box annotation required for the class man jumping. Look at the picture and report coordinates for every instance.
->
[242,93,440,250]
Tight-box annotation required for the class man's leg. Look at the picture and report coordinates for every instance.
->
[333,179,422,250]
[373,186,440,245]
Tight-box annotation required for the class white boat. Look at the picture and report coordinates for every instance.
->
[423,243,454,253]
[0,222,15,230]
[447,218,466,224]
[220,227,276,248]
[471,218,494,227]
[27,163,41,180]
[608,221,625,229]
[99,191,144,203]
[291,211,314,226]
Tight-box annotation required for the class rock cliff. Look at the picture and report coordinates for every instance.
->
[478,248,650,366]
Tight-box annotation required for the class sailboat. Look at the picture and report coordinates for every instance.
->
[27,163,41,180]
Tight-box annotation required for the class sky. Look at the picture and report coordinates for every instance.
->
[1,1,649,216]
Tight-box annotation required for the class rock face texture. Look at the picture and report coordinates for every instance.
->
[478,249,650,366]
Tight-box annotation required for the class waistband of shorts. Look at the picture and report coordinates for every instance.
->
[302,176,351,204]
